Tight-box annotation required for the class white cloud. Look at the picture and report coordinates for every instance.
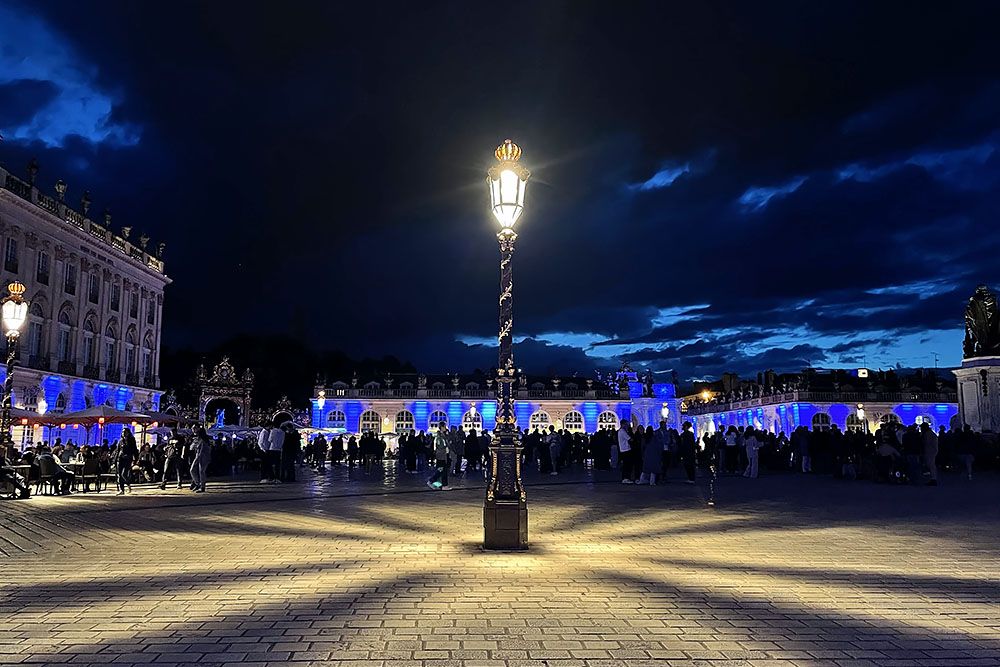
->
[737,176,807,212]
[0,5,140,148]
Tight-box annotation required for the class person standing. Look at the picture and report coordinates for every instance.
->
[114,428,139,495]
[546,425,562,476]
[920,422,939,486]
[257,426,273,483]
[268,419,285,483]
[901,423,923,484]
[282,423,301,482]
[743,427,760,479]
[449,426,465,475]
[639,425,661,485]
[955,424,975,480]
[189,426,211,492]
[427,423,450,490]
[679,421,697,484]
[617,419,633,484]
[159,428,184,490]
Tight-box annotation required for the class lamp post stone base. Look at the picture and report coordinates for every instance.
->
[484,499,527,550]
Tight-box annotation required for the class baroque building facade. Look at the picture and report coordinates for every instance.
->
[308,367,679,435]
[684,368,959,436]
[0,158,169,444]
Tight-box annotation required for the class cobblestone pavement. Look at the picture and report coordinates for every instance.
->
[1,463,999,667]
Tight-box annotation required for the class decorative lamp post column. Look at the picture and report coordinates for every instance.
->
[1,282,29,445]
[484,139,530,550]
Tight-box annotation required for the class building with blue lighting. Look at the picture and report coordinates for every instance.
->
[684,368,959,436]
[309,368,680,435]
[1,158,169,446]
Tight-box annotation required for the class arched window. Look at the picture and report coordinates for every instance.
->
[124,327,137,374]
[104,322,118,371]
[880,413,901,425]
[465,382,480,390]
[330,381,348,396]
[82,317,97,369]
[326,410,346,429]
[811,413,831,432]
[431,382,446,391]
[141,334,154,380]
[462,409,483,433]
[395,410,414,434]
[359,410,381,434]
[363,381,380,390]
[598,411,619,430]
[845,413,866,432]
[27,302,45,360]
[529,411,551,431]
[563,410,585,433]
[429,410,448,431]
[56,308,74,363]
[914,415,934,428]
[54,393,67,413]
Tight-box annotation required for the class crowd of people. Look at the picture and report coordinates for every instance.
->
[0,425,221,499]
[2,414,992,500]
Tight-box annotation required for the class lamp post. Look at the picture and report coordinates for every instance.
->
[484,139,530,550]
[1,282,28,445]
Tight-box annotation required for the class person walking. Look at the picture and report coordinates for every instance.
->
[189,426,211,492]
[159,428,184,490]
[113,428,139,495]
[617,419,634,484]
[427,422,450,490]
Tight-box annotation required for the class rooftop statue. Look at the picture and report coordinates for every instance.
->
[964,285,1000,358]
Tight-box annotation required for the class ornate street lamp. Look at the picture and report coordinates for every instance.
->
[484,139,530,550]
[1,282,28,445]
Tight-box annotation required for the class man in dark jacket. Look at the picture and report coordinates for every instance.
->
[678,421,697,484]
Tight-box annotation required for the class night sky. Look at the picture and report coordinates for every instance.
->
[3,1,1000,382]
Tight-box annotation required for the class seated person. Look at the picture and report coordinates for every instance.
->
[0,447,30,499]
[36,451,76,495]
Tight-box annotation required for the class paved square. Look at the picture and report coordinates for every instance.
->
[1,467,999,666]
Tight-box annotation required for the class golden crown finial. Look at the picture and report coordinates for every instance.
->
[7,282,25,299]
[495,139,522,162]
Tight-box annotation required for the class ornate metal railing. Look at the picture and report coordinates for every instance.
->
[686,389,958,415]
[27,354,50,371]
[0,166,166,275]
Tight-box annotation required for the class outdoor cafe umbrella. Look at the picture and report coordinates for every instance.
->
[48,405,154,426]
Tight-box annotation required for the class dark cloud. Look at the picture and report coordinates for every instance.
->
[2,1,999,385]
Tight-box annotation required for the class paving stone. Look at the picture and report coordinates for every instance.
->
[2,467,1000,666]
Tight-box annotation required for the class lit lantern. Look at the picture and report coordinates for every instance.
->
[1,282,28,338]
[20,418,27,426]
[487,140,530,229]
[98,417,105,425]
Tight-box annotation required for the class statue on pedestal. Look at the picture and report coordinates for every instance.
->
[964,285,1000,358]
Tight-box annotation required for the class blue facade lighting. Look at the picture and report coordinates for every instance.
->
[481,401,497,431]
